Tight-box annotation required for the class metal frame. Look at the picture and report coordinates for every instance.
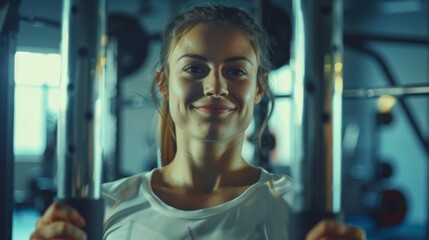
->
[57,0,107,239]
[290,0,344,238]
[0,30,16,240]
[0,0,19,239]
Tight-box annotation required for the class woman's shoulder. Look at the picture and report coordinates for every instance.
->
[102,170,156,225]
[102,169,158,210]
[269,171,293,194]
[259,168,293,196]
[102,172,146,200]
[261,169,293,202]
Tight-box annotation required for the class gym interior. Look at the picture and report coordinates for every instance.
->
[1,0,428,239]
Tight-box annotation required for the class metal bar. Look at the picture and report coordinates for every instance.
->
[57,0,107,239]
[58,0,106,199]
[0,0,19,238]
[0,29,16,240]
[344,32,429,45]
[274,94,292,98]
[343,84,429,98]
[425,2,429,239]
[277,84,429,99]
[19,15,61,29]
[114,40,122,180]
[290,0,343,238]
[0,2,8,31]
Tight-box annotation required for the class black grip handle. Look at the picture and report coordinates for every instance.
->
[60,198,105,240]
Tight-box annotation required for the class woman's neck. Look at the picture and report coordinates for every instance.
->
[160,133,256,193]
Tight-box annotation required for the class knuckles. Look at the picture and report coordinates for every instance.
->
[55,221,72,235]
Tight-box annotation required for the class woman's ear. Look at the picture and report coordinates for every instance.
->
[157,70,168,100]
[255,73,268,104]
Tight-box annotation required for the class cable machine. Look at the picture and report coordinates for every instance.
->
[289,0,344,238]
[56,0,107,239]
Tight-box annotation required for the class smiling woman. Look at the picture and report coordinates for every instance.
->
[165,23,263,144]
[154,7,275,167]
[30,4,365,240]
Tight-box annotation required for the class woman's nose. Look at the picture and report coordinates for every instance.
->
[204,88,229,97]
[203,72,229,97]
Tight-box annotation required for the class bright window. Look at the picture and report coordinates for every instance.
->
[242,65,293,166]
[14,51,61,157]
[268,65,293,165]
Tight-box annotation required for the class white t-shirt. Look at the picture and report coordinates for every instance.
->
[102,168,292,240]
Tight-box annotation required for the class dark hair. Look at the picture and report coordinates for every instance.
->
[151,4,275,166]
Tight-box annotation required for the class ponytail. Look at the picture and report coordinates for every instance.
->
[159,102,176,166]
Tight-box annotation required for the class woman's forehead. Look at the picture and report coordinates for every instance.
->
[169,23,258,64]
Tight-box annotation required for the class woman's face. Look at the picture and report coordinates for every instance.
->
[163,23,263,142]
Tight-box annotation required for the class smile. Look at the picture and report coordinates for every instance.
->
[193,104,235,114]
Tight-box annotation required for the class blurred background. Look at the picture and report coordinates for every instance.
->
[1,0,428,239]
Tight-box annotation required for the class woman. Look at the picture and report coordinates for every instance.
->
[30,5,365,240]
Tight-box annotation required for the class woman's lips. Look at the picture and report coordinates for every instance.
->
[193,104,235,114]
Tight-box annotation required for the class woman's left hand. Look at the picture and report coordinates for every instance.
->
[306,219,366,240]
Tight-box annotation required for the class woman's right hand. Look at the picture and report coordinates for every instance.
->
[29,202,87,240]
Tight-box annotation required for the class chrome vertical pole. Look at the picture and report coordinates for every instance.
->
[0,2,18,239]
[290,0,343,238]
[58,0,106,239]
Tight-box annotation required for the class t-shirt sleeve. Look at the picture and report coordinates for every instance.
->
[101,174,144,222]
[271,173,294,206]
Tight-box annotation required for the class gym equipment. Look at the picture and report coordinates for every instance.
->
[57,0,107,239]
[0,1,19,239]
[290,0,344,238]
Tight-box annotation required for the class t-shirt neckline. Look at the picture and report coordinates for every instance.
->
[141,167,269,219]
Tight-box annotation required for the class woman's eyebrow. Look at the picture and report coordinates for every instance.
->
[224,56,254,66]
[177,54,254,66]
[177,54,207,62]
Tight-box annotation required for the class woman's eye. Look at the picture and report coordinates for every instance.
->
[184,66,205,74]
[226,69,246,76]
